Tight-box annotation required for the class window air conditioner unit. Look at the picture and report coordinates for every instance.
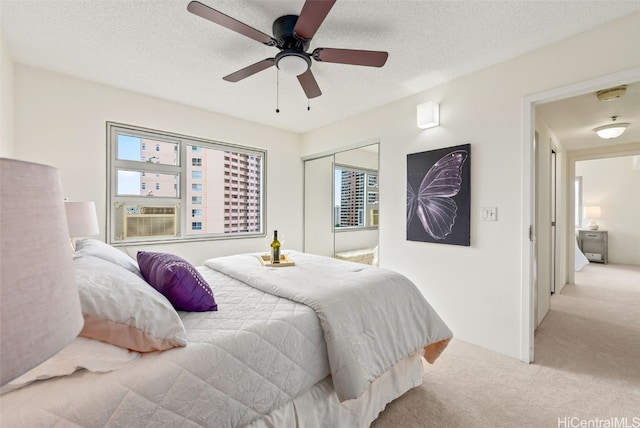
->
[123,205,177,238]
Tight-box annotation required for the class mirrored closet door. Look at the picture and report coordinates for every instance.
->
[303,143,379,264]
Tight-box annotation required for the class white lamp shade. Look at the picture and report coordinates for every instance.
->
[0,158,84,386]
[585,206,601,219]
[65,201,100,238]
[417,101,440,129]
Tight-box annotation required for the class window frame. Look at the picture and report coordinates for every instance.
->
[107,122,266,245]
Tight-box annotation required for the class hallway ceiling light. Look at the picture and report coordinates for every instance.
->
[594,116,629,139]
[594,123,629,139]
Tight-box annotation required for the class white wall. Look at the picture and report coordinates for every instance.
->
[0,34,14,157]
[301,13,640,359]
[12,65,303,265]
[576,156,640,265]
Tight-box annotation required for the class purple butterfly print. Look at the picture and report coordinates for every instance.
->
[407,150,468,240]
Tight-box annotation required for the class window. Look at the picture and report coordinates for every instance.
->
[334,165,378,229]
[108,122,265,244]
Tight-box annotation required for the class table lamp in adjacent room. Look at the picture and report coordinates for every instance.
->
[64,200,100,249]
[584,206,601,230]
[0,158,84,386]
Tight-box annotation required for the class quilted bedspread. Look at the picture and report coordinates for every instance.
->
[205,251,453,402]
[0,268,329,428]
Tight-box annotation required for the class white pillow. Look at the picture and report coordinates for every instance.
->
[0,337,139,394]
[74,254,187,352]
[74,238,142,277]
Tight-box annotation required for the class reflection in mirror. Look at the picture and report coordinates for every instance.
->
[334,145,379,265]
[334,166,378,229]
[304,143,379,265]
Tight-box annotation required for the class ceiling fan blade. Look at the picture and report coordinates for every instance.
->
[297,69,322,99]
[312,48,388,67]
[223,59,275,82]
[187,1,276,46]
[293,0,336,41]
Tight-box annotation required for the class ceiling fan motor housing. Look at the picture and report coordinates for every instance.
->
[273,15,310,52]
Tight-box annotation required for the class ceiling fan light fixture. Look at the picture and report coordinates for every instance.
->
[594,123,629,139]
[275,50,310,76]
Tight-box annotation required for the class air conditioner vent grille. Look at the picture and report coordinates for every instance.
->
[140,206,175,215]
[123,205,177,238]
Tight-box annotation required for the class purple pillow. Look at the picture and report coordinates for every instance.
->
[137,251,217,312]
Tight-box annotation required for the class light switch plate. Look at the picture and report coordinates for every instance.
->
[482,207,497,221]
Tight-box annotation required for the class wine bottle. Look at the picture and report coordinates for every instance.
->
[270,230,281,264]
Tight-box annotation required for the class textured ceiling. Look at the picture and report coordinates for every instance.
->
[1,1,640,134]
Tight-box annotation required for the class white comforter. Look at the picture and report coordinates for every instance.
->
[205,251,453,402]
[0,268,329,428]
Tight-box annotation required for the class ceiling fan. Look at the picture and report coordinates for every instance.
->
[187,0,389,99]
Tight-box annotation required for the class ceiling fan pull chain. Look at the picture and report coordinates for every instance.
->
[276,69,280,113]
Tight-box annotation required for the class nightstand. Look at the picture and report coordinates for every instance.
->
[578,230,608,264]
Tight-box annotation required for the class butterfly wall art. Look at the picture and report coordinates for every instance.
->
[407,144,471,246]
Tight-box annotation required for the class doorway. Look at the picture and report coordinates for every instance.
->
[522,67,640,362]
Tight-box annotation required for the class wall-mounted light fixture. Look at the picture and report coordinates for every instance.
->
[417,101,440,129]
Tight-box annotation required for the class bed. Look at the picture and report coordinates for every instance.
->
[0,239,452,427]
[575,234,590,271]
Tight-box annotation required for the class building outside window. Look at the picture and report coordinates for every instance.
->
[334,165,378,229]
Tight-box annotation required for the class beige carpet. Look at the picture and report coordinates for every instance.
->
[372,263,640,428]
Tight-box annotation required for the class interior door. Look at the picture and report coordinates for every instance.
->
[535,134,552,327]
